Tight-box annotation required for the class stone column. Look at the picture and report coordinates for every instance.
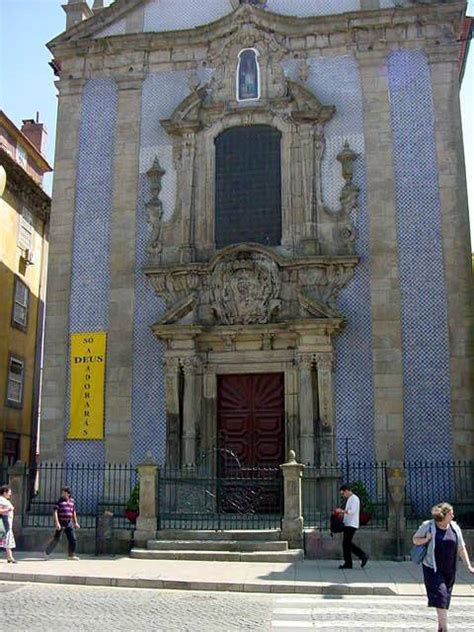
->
[164,357,181,467]
[280,450,305,549]
[386,462,406,561]
[182,357,199,466]
[427,49,474,460]
[297,353,315,465]
[105,75,143,463]
[41,78,85,461]
[202,364,217,467]
[284,368,299,460]
[179,132,197,263]
[358,52,405,461]
[315,353,336,464]
[134,456,158,547]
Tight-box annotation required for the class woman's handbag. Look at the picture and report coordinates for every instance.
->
[410,543,428,564]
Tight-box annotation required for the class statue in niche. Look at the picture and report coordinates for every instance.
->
[146,157,166,257]
[237,49,259,100]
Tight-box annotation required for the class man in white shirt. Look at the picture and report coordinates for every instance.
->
[337,484,369,569]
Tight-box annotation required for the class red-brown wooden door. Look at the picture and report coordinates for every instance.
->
[217,373,285,471]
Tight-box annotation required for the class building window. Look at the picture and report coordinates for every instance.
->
[12,277,29,330]
[16,144,27,168]
[215,125,282,248]
[237,49,260,101]
[18,207,34,253]
[6,356,24,408]
[3,434,20,467]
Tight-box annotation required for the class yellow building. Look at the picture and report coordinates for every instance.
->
[0,111,51,467]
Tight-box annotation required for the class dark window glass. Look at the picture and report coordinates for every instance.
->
[6,357,24,407]
[12,277,29,329]
[3,434,20,467]
[215,125,282,248]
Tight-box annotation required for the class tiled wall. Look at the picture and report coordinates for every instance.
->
[266,0,361,16]
[65,78,118,464]
[131,69,213,465]
[388,50,453,462]
[284,56,375,463]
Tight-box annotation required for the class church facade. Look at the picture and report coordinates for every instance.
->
[41,0,473,471]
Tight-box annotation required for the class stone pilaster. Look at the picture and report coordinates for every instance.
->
[104,76,143,463]
[182,357,200,466]
[315,352,336,464]
[280,450,305,549]
[427,49,474,460]
[358,52,405,461]
[41,78,85,461]
[297,353,315,465]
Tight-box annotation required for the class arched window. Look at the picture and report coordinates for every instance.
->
[215,125,281,248]
[237,49,260,101]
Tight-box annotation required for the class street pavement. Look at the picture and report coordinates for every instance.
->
[1,583,473,631]
[0,552,473,598]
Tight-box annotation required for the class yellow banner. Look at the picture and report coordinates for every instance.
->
[68,332,107,440]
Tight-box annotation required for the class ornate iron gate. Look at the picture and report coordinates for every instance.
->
[158,464,283,530]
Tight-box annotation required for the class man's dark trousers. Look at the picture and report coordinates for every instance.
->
[45,522,77,556]
[342,526,366,567]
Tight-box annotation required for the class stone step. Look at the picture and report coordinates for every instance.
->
[146,539,288,552]
[152,529,282,541]
[130,548,304,563]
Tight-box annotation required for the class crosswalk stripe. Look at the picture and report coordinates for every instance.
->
[271,622,469,630]
[273,607,429,616]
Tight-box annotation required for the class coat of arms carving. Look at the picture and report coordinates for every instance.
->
[210,251,281,325]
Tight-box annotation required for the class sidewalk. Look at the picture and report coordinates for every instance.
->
[0,553,473,597]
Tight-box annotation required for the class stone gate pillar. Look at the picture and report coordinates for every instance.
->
[280,450,305,549]
[134,455,158,547]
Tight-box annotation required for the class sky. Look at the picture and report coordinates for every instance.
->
[0,0,473,245]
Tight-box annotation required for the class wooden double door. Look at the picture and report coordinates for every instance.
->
[217,373,285,471]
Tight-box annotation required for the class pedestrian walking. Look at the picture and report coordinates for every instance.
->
[0,485,16,563]
[337,484,369,569]
[44,486,80,560]
[413,502,474,632]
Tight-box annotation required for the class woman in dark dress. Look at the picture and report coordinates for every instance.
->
[413,502,474,632]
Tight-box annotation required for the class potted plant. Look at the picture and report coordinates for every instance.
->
[349,480,374,526]
[125,481,139,524]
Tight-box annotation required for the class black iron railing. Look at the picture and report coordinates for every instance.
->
[158,465,283,530]
[302,462,388,530]
[23,462,137,530]
[405,460,474,529]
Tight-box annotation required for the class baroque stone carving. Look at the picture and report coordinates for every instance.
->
[322,140,360,255]
[300,264,355,315]
[146,157,166,258]
[210,251,281,325]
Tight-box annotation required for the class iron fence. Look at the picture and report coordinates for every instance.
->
[405,460,474,529]
[302,462,388,530]
[23,462,137,530]
[158,465,283,530]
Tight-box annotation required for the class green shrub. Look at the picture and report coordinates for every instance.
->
[126,481,140,513]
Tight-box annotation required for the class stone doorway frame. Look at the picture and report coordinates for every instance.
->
[155,319,341,470]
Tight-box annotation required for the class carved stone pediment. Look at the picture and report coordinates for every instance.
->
[144,244,358,329]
